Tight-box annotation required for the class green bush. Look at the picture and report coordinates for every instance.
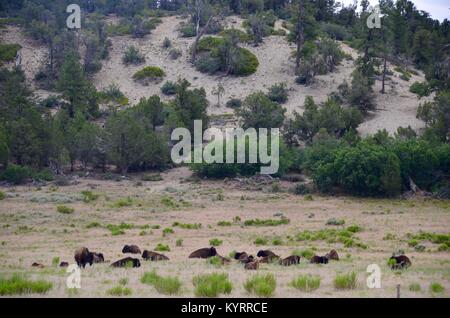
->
[155,243,170,252]
[326,218,345,226]
[122,46,145,65]
[334,272,357,290]
[430,283,445,293]
[244,218,289,226]
[161,81,177,95]
[409,283,421,292]
[179,23,196,37]
[56,205,74,214]
[193,273,232,297]
[81,191,99,203]
[106,285,132,296]
[176,239,183,247]
[244,274,276,297]
[217,221,232,226]
[172,222,201,229]
[132,66,165,82]
[33,169,54,181]
[292,248,315,259]
[0,164,31,184]
[0,191,5,200]
[267,83,288,103]
[232,48,259,76]
[0,43,21,64]
[290,275,321,292]
[226,98,242,109]
[0,274,52,295]
[141,270,182,295]
[410,81,431,97]
[209,238,223,246]
[195,54,222,74]
[254,237,268,245]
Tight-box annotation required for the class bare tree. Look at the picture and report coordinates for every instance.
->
[190,0,220,62]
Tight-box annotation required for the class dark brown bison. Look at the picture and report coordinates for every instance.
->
[122,245,141,254]
[92,252,104,263]
[257,250,279,260]
[142,250,169,261]
[111,257,141,268]
[325,249,339,261]
[188,247,217,259]
[310,255,329,264]
[234,252,248,260]
[244,260,259,270]
[389,255,411,270]
[59,261,69,267]
[279,255,301,266]
[74,247,94,268]
[31,262,44,268]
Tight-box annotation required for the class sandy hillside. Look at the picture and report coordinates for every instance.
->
[0,16,430,135]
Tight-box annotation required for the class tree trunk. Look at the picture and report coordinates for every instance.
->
[295,1,304,75]
[381,54,387,94]
[191,15,214,63]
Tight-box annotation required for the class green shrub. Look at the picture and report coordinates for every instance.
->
[0,43,21,64]
[346,225,362,233]
[293,183,310,195]
[326,218,345,226]
[112,197,133,208]
[106,285,132,296]
[254,237,268,245]
[292,248,315,259]
[272,237,283,245]
[430,283,445,293]
[162,37,171,48]
[244,218,290,227]
[0,191,5,200]
[56,205,74,214]
[217,221,232,226]
[226,98,242,109]
[179,23,196,37]
[86,222,101,228]
[267,83,288,103]
[168,48,181,60]
[172,222,201,229]
[132,66,165,82]
[161,81,177,95]
[33,169,54,181]
[409,283,421,292]
[176,239,183,247]
[81,191,99,203]
[141,271,182,295]
[410,81,431,97]
[195,54,222,74]
[162,227,174,235]
[290,275,321,292]
[334,272,357,290]
[207,256,224,267]
[193,273,232,297]
[209,238,223,246]
[0,164,31,184]
[232,48,259,76]
[244,274,276,297]
[141,174,163,181]
[0,274,52,295]
[122,46,145,65]
[155,243,170,252]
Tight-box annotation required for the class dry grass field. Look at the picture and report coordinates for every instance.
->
[0,167,449,298]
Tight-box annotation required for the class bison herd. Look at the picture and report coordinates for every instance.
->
[33,245,412,271]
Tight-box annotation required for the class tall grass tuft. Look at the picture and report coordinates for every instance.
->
[141,270,182,295]
[193,273,232,297]
[334,272,357,290]
[290,275,321,292]
[244,274,276,297]
[0,274,52,295]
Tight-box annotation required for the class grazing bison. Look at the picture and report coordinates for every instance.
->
[74,247,94,268]
[31,262,44,268]
[188,247,217,259]
[279,255,301,266]
[310,255,329,264]
[257,250,279,260]
[389,255,411,270]
[142,250,169,261]
[122,245,141,254]
[244,261,259,270]
[111,257,141,268]
[325,249,339,261]
[59,261,69,267]
[92,252,104,263]
[234,252,248,260]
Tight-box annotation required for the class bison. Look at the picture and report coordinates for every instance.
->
[142,250,169,261]
[111,257,141,268]
[74,247,94,268]
[244,260,259,270]
[325,249,339,261]
[188,247,217,259]
[389,255,411,270]
[122,245,141,254]
[257,250,279,260]
[59,261,69,267]
[279,255,301,266]
[92,252,104,263]
[31,262,44,268]
[310,255,329,264]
